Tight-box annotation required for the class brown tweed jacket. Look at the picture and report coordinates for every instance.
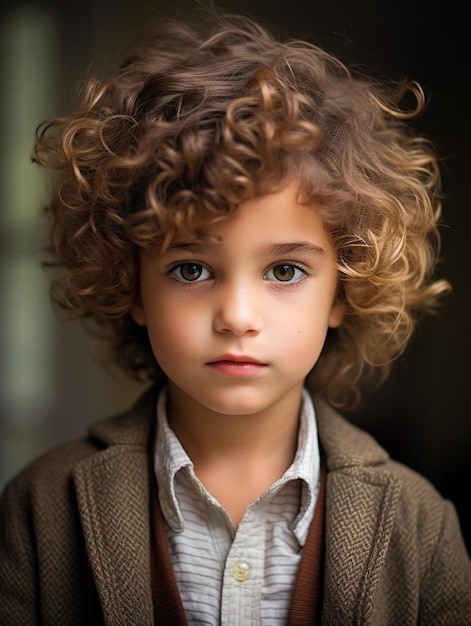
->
[1,386,470,625]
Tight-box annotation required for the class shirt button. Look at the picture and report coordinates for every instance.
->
[232,561,250,582]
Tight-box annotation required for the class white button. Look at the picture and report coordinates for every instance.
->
[232,561,250,582]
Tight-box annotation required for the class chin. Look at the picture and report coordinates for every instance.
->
[195,388,273,417]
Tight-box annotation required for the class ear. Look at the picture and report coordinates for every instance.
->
[130,299,147,326]
[328,300,345,329]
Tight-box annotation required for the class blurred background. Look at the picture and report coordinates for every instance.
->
[0,0,469,550]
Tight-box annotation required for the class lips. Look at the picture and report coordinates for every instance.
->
[206,355,267,376]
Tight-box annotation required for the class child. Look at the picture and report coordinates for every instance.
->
[1,10,470,625]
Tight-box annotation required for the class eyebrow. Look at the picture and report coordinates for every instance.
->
[263,242,326,257]
[166,241,209,253]
[166,240,326,257]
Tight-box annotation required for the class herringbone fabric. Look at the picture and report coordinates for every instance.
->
[1,385,470,625]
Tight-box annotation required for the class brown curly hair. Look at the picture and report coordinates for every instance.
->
[34,12,450,407]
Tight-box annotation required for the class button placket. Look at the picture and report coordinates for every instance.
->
[221,509,263,625]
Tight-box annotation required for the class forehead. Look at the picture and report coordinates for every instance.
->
[166,179,333,254]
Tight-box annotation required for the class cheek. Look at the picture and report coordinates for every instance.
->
[145,301,204,366]
[298,330,329,375]
[293,323,328,354]
[284,302,334,355]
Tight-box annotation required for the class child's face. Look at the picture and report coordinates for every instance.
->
[132,180,343,419]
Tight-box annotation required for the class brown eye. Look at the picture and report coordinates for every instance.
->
[265,264,306,283]
[171,263,211,282]
[272,264,296,281]
[180,263,203,281]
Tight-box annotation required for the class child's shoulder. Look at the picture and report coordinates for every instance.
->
[315,396,459,520]
[316,397,470,591]
[1,385,158,509]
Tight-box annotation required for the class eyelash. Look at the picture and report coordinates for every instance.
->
[166,261,310,285]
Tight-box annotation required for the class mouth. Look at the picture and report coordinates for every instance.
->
[206,355,268,376]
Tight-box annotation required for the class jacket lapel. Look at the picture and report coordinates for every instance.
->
[315,398,402,625]
[322,466,401,624]
[72,387,159,626]
[73,447,154,625]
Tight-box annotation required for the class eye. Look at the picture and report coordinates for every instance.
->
[170,262,212,283]
[264,263,307,283]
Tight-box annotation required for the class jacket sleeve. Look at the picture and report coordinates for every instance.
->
[0,441,103,626]
[0,476,39,625]
[419,499,471,625]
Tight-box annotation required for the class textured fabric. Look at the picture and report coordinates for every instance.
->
[149,459,326,626]
[151,454,326,626]
[286,461,325,625]
[1,384,470,625]
[149,472,188,626]
[154,387,320,625]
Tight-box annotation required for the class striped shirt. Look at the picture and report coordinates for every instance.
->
[154,388,320,625]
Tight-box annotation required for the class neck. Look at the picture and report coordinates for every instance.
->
[166,382,303,471]
[165,383,304,527]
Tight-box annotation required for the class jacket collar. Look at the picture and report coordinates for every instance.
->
[76,386,400,625]
[87,387,390,469]
[314,397,390,470]
[86,383,159,447]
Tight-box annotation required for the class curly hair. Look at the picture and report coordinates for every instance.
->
[34,11,450,407]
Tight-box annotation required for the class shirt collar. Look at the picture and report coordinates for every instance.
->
[154,388,191,532]
[154,387,320,542]
[286,388,320,544]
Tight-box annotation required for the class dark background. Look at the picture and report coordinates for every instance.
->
[1,0,469,550]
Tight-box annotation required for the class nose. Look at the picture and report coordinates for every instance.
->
[212,282,262,336]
